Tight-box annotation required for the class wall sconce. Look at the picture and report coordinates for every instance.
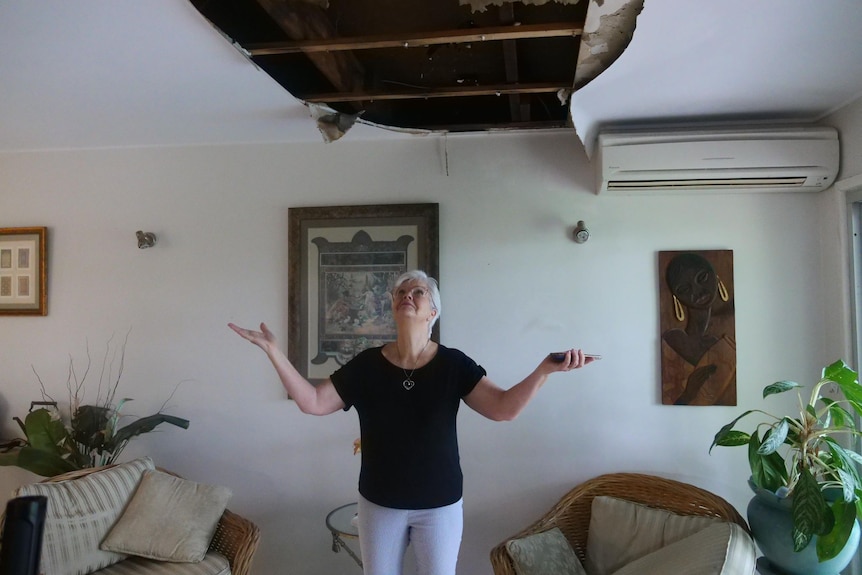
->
[136,231,157,249]
[573,221,590,244]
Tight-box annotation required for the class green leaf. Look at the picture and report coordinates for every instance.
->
[838,387,862,419]
[107,414,189,451]
[710,410,756,453]
[836,468,859,503]
[714,430,750,447]
[0,450,21,467]
[23,409,69,455]
[15,446,78,477]
[764,380,801,398]
[758,419,789,455]
[71,404,112,449]
[749,431,787,492]
[820,397,853,428]
[826,360,862,418]
[823,440,862,499]
[792,469,834,552]
[836,444,862,468]
[817,499,857,562]
[824,360,858,387]
[106,399,133,439]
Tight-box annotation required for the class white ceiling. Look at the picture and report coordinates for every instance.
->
[1,0,861,154]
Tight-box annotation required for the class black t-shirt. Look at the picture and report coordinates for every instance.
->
[330,344,486,509]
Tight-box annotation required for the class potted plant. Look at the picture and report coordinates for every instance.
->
[710,359,862,571]
[0,336,189,478]
[0,400,189,478]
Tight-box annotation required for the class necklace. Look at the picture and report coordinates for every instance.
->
[401,339,430,391]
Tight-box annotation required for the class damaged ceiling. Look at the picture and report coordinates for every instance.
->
[6,1,857,152]
[191,0,641,136]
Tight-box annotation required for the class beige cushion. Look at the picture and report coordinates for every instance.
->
[101,469,232,563]
[505,527,587,575]
[584,496,722,575]
[92,551,231,574]
[13,457,155,575]
[609,522,756,575]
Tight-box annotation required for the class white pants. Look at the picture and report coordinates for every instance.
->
[357,495,464,575]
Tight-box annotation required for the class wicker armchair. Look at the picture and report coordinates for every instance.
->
[44,465,261,575]
[490,472,748,575]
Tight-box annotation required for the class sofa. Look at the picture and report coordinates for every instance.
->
[490,472,756,575]
[7,457,260,575]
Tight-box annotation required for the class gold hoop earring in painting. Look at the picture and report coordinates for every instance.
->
[673,295,685,322]
[717,277,729,302]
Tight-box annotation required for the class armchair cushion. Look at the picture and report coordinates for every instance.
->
[101,469,232,563]
[505,527,587,575]
[609,522,756,575]
[584,496,722,575]
[13,457,156,575]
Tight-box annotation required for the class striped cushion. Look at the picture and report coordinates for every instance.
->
[609,522,756,575]
[92,552,230,575]
[14,457,155,575]
[584,496,722,575]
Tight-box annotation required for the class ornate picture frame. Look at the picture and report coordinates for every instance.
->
[0,227,48,316]
[288,203,439,384]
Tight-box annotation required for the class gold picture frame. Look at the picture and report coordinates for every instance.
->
[288,203,439,384]
[0,227,48,316]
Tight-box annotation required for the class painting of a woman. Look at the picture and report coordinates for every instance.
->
[659,250,736,405]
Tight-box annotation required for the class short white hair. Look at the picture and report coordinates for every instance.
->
[391,270,441,334]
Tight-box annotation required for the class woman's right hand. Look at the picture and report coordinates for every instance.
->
[228,322,344,415]
[228,322,278,353]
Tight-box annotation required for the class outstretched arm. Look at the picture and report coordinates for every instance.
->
[464,349,595,421]
[228,322,345,415]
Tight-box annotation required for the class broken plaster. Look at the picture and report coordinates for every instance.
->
[308,103,364,142]
[307,103,439,142]
[573,0,644,89]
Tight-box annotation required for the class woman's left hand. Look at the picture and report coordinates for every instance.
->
[465,349,598,421]
[541,349,596,373]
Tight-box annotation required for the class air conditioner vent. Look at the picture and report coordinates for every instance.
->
[596,126,839,194]
[607,176,809,191]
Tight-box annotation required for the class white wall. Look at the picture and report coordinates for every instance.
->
[0,129,839,574]
[830,95,862,181]
[819,92,862,369]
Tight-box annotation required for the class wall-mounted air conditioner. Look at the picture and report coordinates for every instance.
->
[595,125,839,194]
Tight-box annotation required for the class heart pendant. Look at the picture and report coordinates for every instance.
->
[403,379,415,390]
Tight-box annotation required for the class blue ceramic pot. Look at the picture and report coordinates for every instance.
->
[747,480,860,575]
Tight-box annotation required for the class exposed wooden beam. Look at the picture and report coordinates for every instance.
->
[499,4,528,123]
[301,82,569,103]
[245,22,584,55]
[253,0,365,99]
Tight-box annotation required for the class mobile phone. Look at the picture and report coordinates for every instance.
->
[549,352,602,362]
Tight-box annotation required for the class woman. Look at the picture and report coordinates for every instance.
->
[228,270,595,575]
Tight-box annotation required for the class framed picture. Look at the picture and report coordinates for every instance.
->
[288,203,439,384]
[0,227,48,316]
[658,249,736,405]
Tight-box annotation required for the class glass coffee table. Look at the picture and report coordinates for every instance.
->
[325,502,362,568]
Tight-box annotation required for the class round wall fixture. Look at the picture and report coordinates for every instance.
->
[573,221,590,243]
